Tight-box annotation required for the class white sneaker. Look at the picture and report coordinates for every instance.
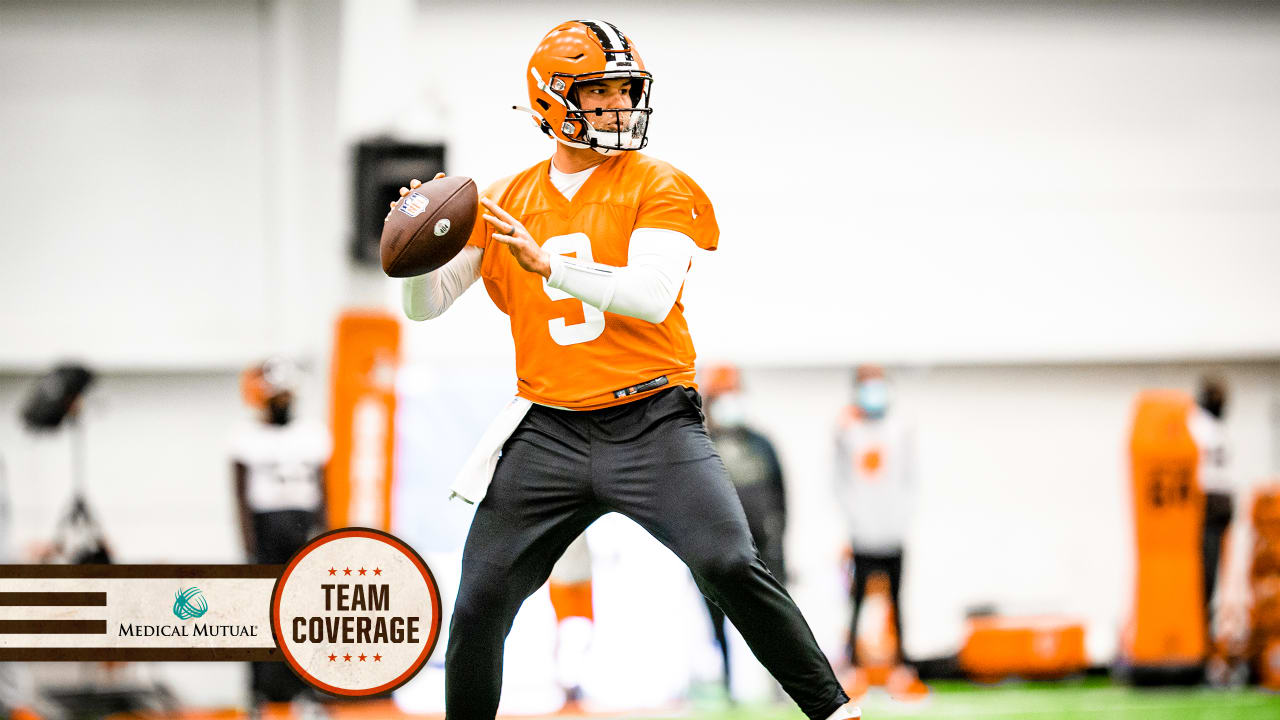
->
[291,695,330,720]
[824,701,862,720]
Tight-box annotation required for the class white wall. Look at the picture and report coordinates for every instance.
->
[0,0,345,710]
[30,1,1280,373]
[344,0,1280,366]
[0,1,270,369]
[0,0,348,372]
[0,0,344,564]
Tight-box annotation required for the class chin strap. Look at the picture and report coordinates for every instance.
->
[514,104,599,150]
[514,104,623,156]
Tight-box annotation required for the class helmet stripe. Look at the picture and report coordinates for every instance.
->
[576,20,614,49]
[601,21,631,50]
[576,19,629,51]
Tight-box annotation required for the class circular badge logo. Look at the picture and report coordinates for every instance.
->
[270,528,441,696]
[433,218,451,237]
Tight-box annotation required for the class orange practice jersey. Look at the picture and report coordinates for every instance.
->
[466,151,718,410]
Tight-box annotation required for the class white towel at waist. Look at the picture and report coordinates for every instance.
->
[449,397,533,504]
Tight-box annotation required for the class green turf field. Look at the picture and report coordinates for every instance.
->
[682,680,1280,720]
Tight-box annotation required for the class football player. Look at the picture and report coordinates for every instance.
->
[547,533,594,708]
[231,358,331,708]
[399,20,858,720]
[833,365,926,700]
[700,363,790,696]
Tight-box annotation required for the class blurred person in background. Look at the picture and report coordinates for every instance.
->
[834,365,925,700]
[701,363,789,697]
[1188,375,1240,672]
[230,358,331,712]
[0,455,45,720]
[548,533,595,710]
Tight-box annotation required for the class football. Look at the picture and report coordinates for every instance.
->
[380,175,478,278]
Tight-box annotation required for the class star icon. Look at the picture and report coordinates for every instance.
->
[373,653,382,662]
[358,653,368,662]
[328,653,337,662]
[359,567,367,576]
[373,567,382,576]
[328,567,337,576]
[343,653,352,662]
[343,567,352,576]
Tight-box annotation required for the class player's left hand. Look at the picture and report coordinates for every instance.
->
[482,196,551,278]
[383,173,446,221]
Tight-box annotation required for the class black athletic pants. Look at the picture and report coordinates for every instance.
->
[704,521,786,691]
[444,387,847,720]
[251,509,322,703]
[1202,491,1234,634]
[849,548,904,666]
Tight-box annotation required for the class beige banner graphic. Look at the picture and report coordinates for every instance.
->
[0,565,282,661]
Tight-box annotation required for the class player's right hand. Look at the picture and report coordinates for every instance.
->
[388,172,446,210]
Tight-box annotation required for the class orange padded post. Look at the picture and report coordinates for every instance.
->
[1124,390,1205,669]
[1251,484,1280,688]
[327,309,400,531]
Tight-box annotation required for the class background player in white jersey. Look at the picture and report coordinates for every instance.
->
[230,357,331,708]
[833,365,926,699]
[1190,376,1233,621]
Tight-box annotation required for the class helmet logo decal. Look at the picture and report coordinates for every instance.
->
[561,121,576,136]
[550,78,566,93]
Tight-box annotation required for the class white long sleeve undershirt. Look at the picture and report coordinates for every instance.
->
[401,245,482,321]
[547,228,694,323]
[400,228,695,324]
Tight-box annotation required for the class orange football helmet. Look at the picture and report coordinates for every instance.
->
[701,363,741,399]
[523,20,653,154]
[240,357,298,410]
[855,364,885,383]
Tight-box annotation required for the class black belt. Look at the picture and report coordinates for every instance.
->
[612,375,669,399]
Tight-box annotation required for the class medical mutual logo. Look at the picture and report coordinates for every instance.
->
[173,587,209,620]
[119,585,257,639]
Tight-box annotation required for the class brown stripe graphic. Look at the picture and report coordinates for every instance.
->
[0,620,106,634]
[0,647,282,661]
[0,565,283,579]
[0,565,282,661]
[0,592,107,606]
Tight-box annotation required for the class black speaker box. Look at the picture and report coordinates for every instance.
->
[351,139,445,265]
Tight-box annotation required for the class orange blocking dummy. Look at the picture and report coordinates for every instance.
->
[1123,390,1206,671]
[328,309,400,531]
